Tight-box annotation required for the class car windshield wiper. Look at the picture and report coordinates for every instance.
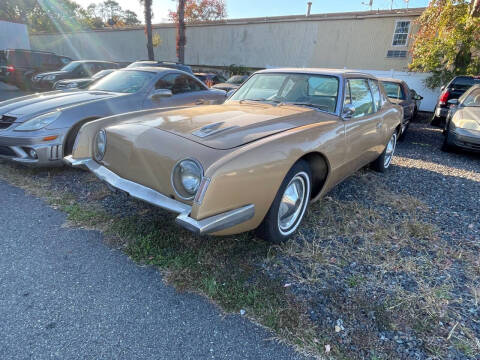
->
[239,98,280,104]
[280,102,329,111]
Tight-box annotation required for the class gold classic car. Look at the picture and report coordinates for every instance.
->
[65,69,402,242]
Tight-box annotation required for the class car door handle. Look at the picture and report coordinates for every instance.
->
[195,99,204,105]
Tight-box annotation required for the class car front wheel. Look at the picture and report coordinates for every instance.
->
[371,131,397,172]
[256,160,311,243]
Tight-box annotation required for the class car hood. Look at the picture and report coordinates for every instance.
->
[37,70,68,78]
[57,78,91,84]
[212,83,239,90]
[0,91,120,121]
[111,102,325,150]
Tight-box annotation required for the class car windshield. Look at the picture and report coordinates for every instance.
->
[88,70,155,93]
[227,75,247,84]
[382,82,406,100]
[229,73,339,113]
[61,61,81,72]
[461,87,480,107]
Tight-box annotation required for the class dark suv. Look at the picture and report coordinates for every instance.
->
[127,60,193,74]
[0,49,72,89]
[432,75,480,126]
[32,60,119,90]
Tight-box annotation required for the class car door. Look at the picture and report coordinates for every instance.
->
[343,78,384,169]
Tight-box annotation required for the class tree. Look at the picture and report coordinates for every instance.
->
[123,10,140,25]
[140,0,154,60]
[177,0,186,63]
[409,0,480,88]
[87,1,140,27]
[168,0,227,23]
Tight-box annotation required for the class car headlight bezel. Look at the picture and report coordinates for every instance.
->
[66,82,78,88]
[94,129,107,162]
[14,111,61,131]
[171,158,204,200]
[44,75,57,81]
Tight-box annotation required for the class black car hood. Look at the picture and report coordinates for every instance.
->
[37,70,68,78]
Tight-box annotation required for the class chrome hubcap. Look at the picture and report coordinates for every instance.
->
[278,173,309,235]
[384,133,397,168]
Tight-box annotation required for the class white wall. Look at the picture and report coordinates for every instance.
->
[0,21,30,50]
[361,69,438,111]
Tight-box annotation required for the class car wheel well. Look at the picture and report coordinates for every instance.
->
[64,117,100,156]
[298,152,329,199]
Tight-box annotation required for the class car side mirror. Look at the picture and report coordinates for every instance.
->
[342,104,356,119]
[447,98,459,106]
[226,89,236,98]
[150,89,173,100]
[414,94,423,100]
[441,85,446,91]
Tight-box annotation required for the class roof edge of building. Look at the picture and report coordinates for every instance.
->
[31,7,425,36]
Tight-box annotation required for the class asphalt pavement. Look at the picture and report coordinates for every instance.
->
[0,179,309,360]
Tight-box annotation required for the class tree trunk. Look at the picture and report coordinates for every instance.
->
[144,0,154,60]
[472,0,480,17]
[177,0,186,64]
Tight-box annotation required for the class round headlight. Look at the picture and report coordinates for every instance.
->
[171,159,203,200]
[94,129,107,161]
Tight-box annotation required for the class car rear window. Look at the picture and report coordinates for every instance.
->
[382,81,406,100]
[451,77,480,91]
[6,51,31,67]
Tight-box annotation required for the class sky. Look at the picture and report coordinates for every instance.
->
[75,0,431,23]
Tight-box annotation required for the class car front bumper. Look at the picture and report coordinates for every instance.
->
[451,128,480,152]
[64,156,255,235]
[0,134,65,166]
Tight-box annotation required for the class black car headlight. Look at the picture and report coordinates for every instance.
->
[171,159,203,200]
[94,129,107,161]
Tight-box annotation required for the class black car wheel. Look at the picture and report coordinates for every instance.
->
[441,126,455,152]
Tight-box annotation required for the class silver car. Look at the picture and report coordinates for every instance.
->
[442,84,480,152]
[0,67,226,166]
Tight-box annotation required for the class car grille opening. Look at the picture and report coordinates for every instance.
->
[0,115,16,130]
[0,146,16,157]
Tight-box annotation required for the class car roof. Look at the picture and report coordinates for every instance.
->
[378,77,408,86]
[256,67,376,78]
[71,60,117,64]
[120,66,190,74]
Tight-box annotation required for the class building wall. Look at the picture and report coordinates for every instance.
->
[0,21,30,50]
[29,11,419,71]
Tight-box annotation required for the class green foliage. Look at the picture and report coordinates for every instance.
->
[410,0,480,88]
[0,0,140,34]
[227,64,249,75]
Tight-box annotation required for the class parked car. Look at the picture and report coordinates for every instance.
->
[0,49,72,89]
[194,73,228,87]
[212,75,249,92]
[442,84,480,152]
[380,78,422,138]
[0,67,226,167]
[53,69,116,90]
[32,60,119,90]
[66,68,402,242]
[432,75,480,127]
[127,61,193,74]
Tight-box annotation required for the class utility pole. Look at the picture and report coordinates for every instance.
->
[177,0,186,64]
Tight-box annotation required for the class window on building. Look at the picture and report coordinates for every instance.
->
[386,50,407,58]
[392,20,410,46]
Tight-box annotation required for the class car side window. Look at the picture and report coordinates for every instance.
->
[347,79,375,118]
[187,76,206,91]
[368,79,382,112]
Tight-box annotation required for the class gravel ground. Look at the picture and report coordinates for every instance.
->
[1,115,479,359]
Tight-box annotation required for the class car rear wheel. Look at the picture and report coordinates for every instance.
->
[256,160,311,243]
[371,131,397,173]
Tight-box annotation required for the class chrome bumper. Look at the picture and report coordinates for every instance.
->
[64,156,255,235]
